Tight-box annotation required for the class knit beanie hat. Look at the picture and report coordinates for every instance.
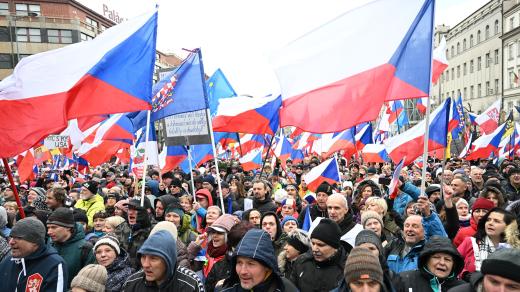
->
[70,264,107,292]
[481,248,520,283]
[355,229,383,255]
[316,182,333,195]
[455,198,469,208]
[165,202,185,218]
[472,197,494,212]
[311,218,341,249]
[361,210,384,229]
[281,215,298,228]
[208,214,240,233]
[82,180,99,195]
[94,234,120,256]
[150,221,178,240]
[47,207,75,228]
[286,231,309,254]
[10,217,46,246]
[344,247,383,286]
[30,187,46,198]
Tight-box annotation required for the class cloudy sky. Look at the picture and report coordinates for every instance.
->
[79,0,491,96]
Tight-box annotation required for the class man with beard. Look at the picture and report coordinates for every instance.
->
[298,182,331,228]
[75,181,105,227]
[252,180,277,214]
[326,193,363,252]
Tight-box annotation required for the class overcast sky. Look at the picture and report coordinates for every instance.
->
[79,0,491,96]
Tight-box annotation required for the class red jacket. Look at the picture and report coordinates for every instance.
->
[453,217,477,247]
[457,236,476,278]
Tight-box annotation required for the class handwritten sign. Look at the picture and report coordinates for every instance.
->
[44,135,69,149]
[162,109,211,145]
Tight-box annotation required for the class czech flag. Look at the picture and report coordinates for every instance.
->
[361,144,389,163]
[239,148,263,171]
[290,149,305,164]
[303,158,340,192]
[238,134,265,155]
[385,98,451,165]
[213,95,282,135]
[180,144,214,173]
[475,100,501,134]
[416,97,428,115]
[271,0,434,133]
[355,123,373,149]
[466,123,506,160]
[0,10,157,158]
[323,128,356,158]
[273,135,293,168]
[431,36,449,84]
[388,158,405,199]
[159,145,188,174]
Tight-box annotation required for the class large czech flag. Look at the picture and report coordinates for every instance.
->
[303,158,340,192]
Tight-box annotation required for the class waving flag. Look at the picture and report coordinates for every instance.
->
[355,123,373,149]
[416,97,428,114]
[466,123,506,160]
[273,135,293,168]
[290,149,305,164]
[475,100,501,134]
[431,36,448,84]
[207,69,237,117]
[159,145,188,173]
[458,133,473,158]
[361,144,389,163]
[238,134,265,155]
[131,123,159,177]
[180,144,214,173]
[387,100,409,126]
[448,96,466,138]
[271,0,434,133]
[214,132,239,149]
[213,95,281,135]
[388,158,405,199]
[385,98,451,165]
[18,150,36,182]
[323,128,356,158]
[0,10,157,158]
[239,148,263,171]
[303,158,340,192]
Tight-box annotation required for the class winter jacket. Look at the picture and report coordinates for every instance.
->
[457,236,478,278]
[253,196,278,214]
[121,230,204,292]
[74,194,106,227]
[444,205,461,240]
[503,182,520,202]
[298,204,328,228]
[176,239,190,269]
[393,182,421,216]
[178,214,197,246]
[205,252,231,292]
[50,222,95,286]
[126,206,152,269]
[105,248,134,292]
[0,233,10,262]
[337,211,364,252]
[290,247,348,292]
[221,229,298,292]
[453,217,477,247]
[397,236,465,292]
[0,244,68,292]
[447,272,483,292]
[155,195,179,221]
[222,194,241,214]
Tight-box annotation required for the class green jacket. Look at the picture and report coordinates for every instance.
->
[50,223,95,287]
[178,214,197,246]
[74,194,105,227]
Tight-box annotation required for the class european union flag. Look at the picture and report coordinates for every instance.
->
[206,69,237,117]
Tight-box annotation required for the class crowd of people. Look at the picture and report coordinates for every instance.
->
[1,155,520,292]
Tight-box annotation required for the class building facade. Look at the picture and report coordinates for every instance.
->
[502,0,520,115]
[431,0,502,115]
[0,0,180,81]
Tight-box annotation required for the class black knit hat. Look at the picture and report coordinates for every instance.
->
[355,229,383,255]
[481,248,520,283]
[311,218,341,248]
[82,180,99,195]
[316,182,333,195]
[47,207,75,228]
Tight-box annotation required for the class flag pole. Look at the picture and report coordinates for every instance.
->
[185,141,196,197]
[420,0,436,195]
[197,48,225,212]
[334,153,342,188]
[140,110,151,207]
[260,134,276,178]
[2,158,26,218]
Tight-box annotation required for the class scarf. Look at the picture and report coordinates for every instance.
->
[207,241,227,258]
[471,236,495,271]
[459,213,471,227]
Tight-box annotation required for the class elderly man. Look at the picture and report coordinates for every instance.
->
[326,193,363,251]
[470,167,484,196]
[504,167,520,202]
[74,180,105,227]
[290,218,347,292]
[0,218,68,291]
[450,176,473,205]
[384,196,447,273]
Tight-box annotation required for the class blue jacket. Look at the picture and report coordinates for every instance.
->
[393,183,420,216]
[0,244,68,292]
[385,213,448,274]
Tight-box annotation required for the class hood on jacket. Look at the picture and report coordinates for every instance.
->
[138,230,177,280]
[418,236,464,277]
[195,189,213,207]
[356,180,382,198]
[155,195,179,220]
[505,219,520,248]
[233,229,278,272]
[0,206,7,229]
[260,211,282,241]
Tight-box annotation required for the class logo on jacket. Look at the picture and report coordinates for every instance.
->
[26,273,43,292]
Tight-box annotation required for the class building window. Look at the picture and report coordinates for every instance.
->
[80,32,93,42]
[495,79,499,94]
[517,41,520,57]
[509,43,514,60]
[457,65,460,78]
[451,68,454,79]
[463,39,467,50]
[457,42,460,54]
[485,25,490,40]
[16,27,41,42]
[446,70,449,81]
[486,53,491,68]
[452,91,455,98]
[470,60,474,73]
[477,30,481,43]
[446,48,449,59]
[495,49,499,64]
[463,63,467,75]
[0,3,9,15]
[477,56,482,71]
[457,89,461,97]
[464,87,467,98]
[486,81,490,95]
[478,84,482,97]
[470,34,474,47]
[495,20,499,35]
[47,29,72,44]
[509,70,515,88]
[15,3,40,16]
[85,17,98,32]
[470,85,474,99]
[0,53,12,69]
[510,17,515,31]
[451,45,454,57]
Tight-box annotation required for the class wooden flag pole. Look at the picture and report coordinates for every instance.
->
[2,158,26,218]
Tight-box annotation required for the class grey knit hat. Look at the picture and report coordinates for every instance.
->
[71,264,107,292]
[10,217,46,246]
[481,248,520,283]
[344,247,383,286]
[47,207,75,228]
[361,210,384,228]
[355,229,383,255]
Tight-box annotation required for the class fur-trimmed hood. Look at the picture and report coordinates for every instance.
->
[505,219,520,248]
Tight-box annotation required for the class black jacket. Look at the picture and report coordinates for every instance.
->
[290,247,347,292]
[397,236,465,292]
[447,272,483,292]
[253,196,277,214]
